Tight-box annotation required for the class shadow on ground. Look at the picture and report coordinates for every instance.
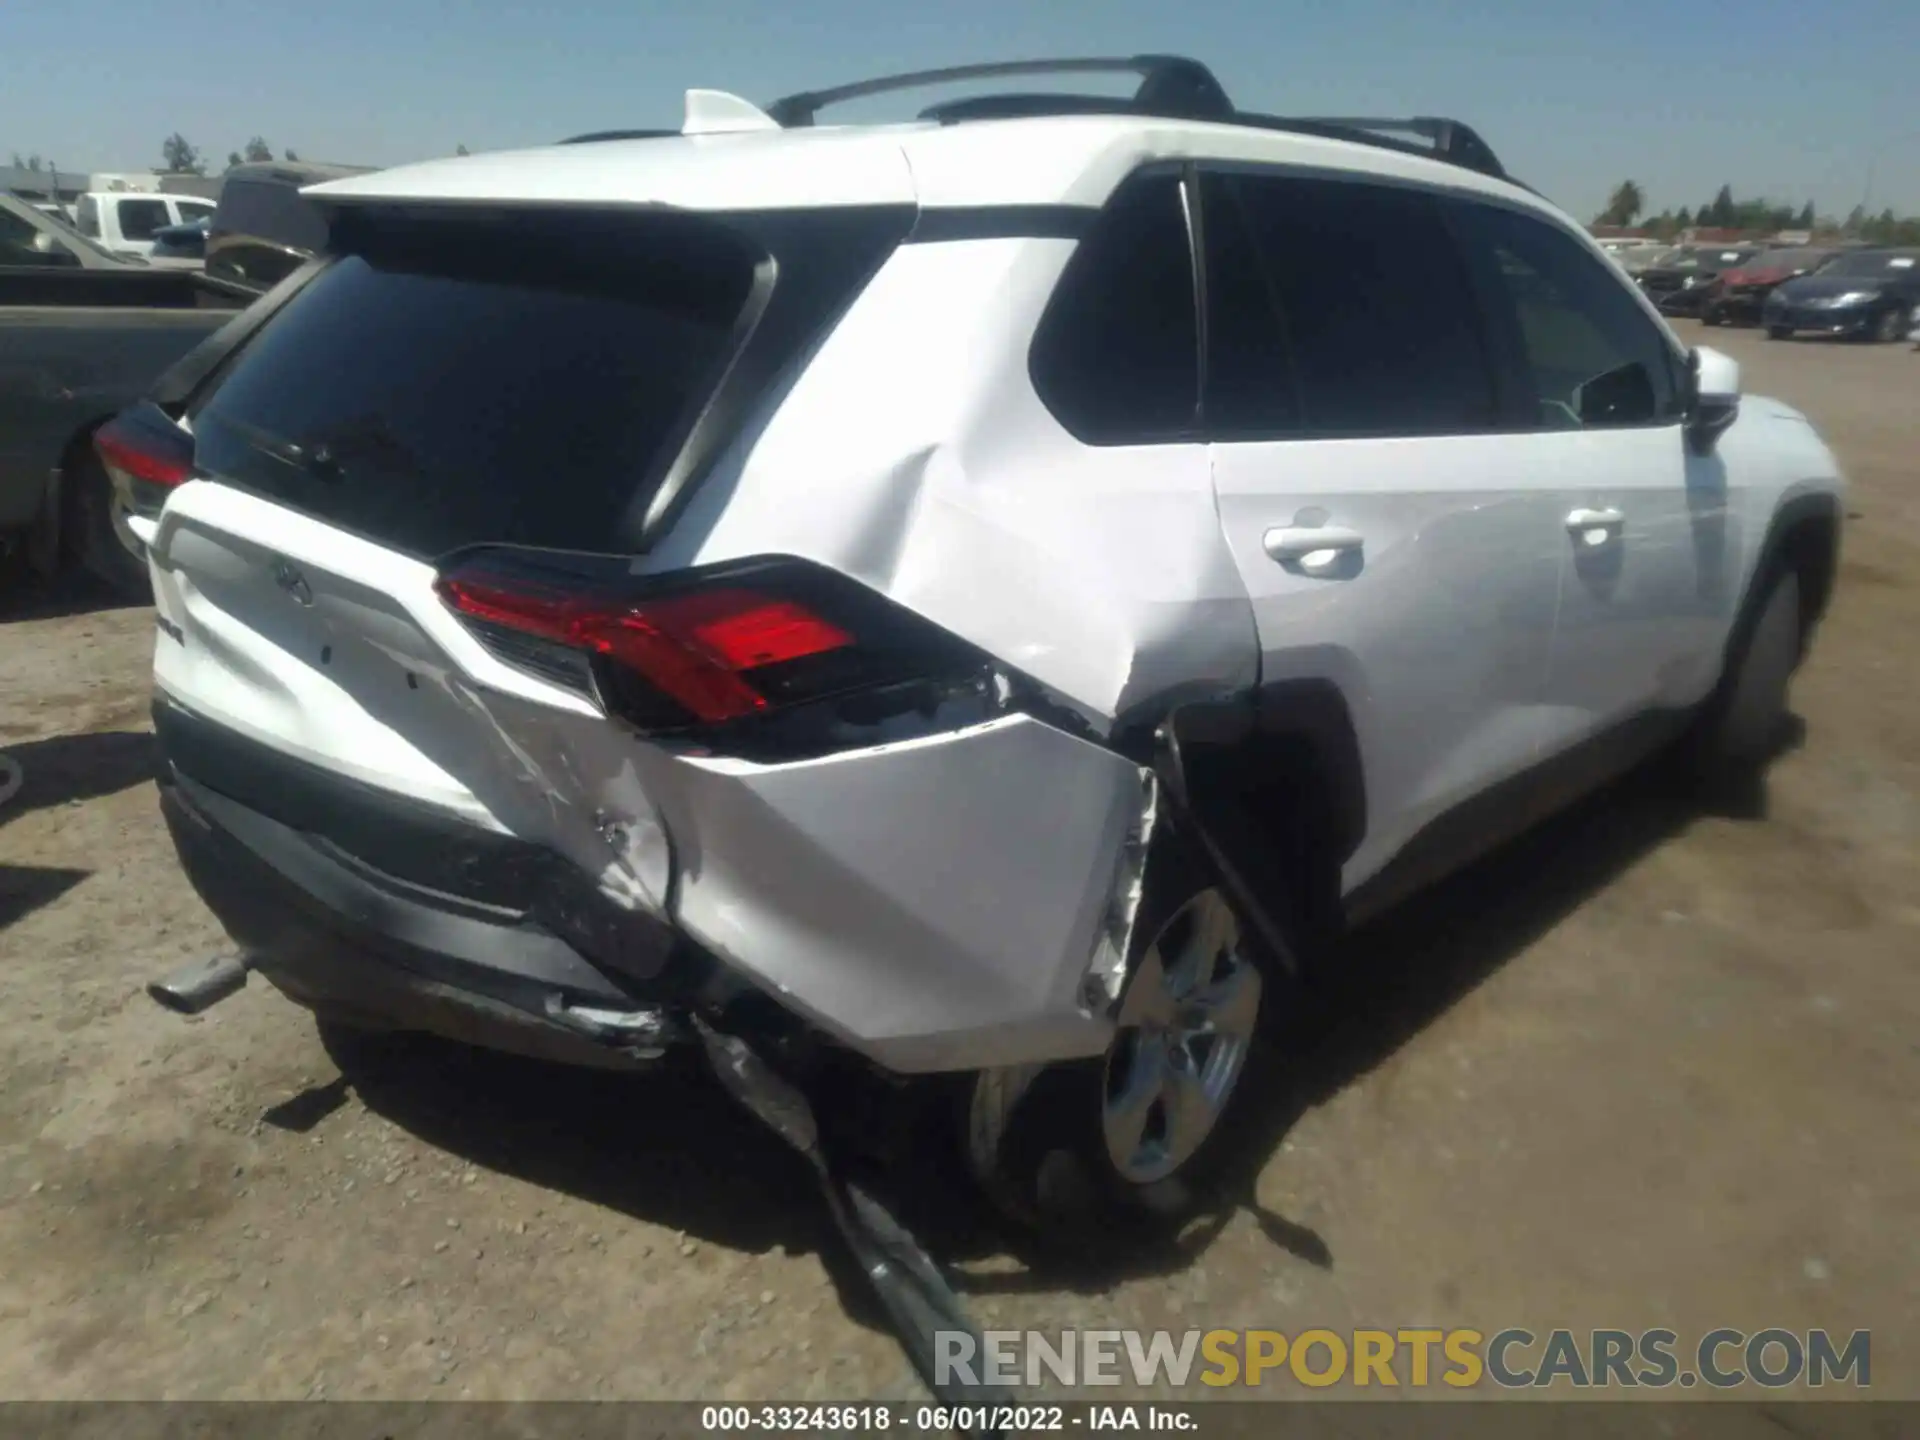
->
[0,863,90,931]
[0,567,143,625]
[314,737,1788,1333]
[0,730,154,823]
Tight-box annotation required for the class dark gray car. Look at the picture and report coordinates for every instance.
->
[1764,248,1920,342]
[0,192,251,595]
[205,161,371,292]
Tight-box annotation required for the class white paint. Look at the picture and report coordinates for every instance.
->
[151,100,1848,1078]
[682,89,780,135]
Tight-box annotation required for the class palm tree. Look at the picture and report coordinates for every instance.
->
[1599,180,1645,228]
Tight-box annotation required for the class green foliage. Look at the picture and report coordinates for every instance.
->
[161,133,205,175]
[1597,179,1645,227]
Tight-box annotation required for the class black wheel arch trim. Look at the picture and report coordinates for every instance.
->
[1146,678,1368,970]
[1745,488,1843,650]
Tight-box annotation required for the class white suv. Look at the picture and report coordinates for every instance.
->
[122,57,1843,1236]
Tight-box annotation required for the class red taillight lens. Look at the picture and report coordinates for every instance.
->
[435,564,858,724]
[94,401,193,494]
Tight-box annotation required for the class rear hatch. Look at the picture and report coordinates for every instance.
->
[153,201,772,911]
[145,192,1153,1070]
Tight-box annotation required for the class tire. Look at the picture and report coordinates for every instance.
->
[1873,306,1910,344]
[1766,325,1791,340]
[64,449,151,601]
[1701,307,1722,327]
[963,828,1297,1249]
[1683,566,1803,789]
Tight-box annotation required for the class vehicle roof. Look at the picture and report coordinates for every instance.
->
[308,113,1550,219]
[223,161,374,187]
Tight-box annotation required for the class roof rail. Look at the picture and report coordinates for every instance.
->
[765,56,1509,181]
[765,54,1233,128]
[560,59,1511,181]
[1284,116,1506,179]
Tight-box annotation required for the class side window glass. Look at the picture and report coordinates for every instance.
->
[1198,174,1302,434]
[77,196,101,238]
[1029,172,1198,443]
[1451,202,1680,429]
[118,199,173,242]
[1205,172,1497,438]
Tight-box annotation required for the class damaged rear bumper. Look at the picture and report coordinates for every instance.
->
[153,693,1156,1077]
[155,695,707,1070]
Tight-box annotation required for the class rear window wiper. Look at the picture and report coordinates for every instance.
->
[201,411,425,486]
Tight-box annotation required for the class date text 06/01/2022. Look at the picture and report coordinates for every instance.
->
[698,1403,1198,1431]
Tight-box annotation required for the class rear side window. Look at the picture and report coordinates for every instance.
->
[1200,172,1497,438]
[1449,201,1681,429]
[189,208,759,558]
[1029,172,1199,443]
[211,177,331,253]
[117,198,173,242]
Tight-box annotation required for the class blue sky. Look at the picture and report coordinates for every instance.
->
[4,0,1915,222]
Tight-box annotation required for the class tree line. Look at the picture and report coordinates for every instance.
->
[158,134,298,174]
[155,134,472,172]
[1598,179,1920,245]
[13,135,475,181]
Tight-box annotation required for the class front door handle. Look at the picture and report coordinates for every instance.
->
[1263,525,1365,575]
[1565,508,1625,546]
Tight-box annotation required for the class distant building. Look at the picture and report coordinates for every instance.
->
[86,171,166,194]
[154,174,225,202]
[0,162,85,204]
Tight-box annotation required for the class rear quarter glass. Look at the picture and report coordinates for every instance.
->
[185,207,762,560]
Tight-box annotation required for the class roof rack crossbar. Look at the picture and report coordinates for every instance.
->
[766,54,1232,128]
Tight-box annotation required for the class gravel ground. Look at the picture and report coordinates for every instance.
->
[0,321,1914,1404]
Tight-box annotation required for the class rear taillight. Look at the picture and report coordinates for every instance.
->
[94,401,193,514]
[434,550,988,738]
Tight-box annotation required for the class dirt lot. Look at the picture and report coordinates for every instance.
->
[0,322,1915,1405]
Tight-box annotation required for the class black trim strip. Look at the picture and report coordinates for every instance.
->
[905,205,1095,242]
[1180,164,1208,431]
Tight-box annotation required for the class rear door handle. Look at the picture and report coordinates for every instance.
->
[1565,508,1625,545]
[1263,525,1365,574]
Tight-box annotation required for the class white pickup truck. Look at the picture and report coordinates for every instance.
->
[74,191,218,261]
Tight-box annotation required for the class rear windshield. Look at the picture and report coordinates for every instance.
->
[188,208,758,558]
[211,177,333,255]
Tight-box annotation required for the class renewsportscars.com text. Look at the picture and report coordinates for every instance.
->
[936,1327,1871,1390]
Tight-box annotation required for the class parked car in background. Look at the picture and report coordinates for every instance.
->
[1638,244,1761,317]
[1702,246,1838,327]
[1597,238,1670,275]
[206,161,372,291]
[75,191,218,261]
[148,214,211,269]
[0,192,251,594]
[1764,247,1920,341]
